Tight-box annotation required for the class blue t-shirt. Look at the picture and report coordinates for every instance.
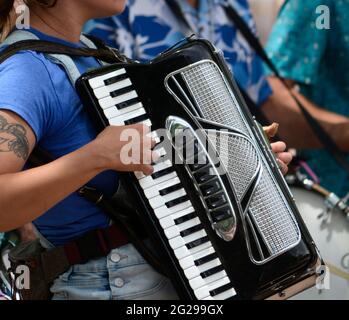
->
[86,0,272,106]
[0,29,118,246]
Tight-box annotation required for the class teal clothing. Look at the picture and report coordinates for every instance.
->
[266,0,349,196]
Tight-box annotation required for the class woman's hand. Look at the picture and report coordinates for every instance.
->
[270,141,292,175]
[91,124,157,175]
[264,123,293,175]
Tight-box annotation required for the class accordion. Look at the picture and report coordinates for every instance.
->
[76,38,321,300]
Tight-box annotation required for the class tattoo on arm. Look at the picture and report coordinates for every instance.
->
[0,114,29,160]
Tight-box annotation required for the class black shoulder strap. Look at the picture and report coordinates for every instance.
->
[224,2,349,174]
[0,38,131,65]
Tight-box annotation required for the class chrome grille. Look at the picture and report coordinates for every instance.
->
[166,60,301,264]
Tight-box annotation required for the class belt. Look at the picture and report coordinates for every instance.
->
[40,224,129,283]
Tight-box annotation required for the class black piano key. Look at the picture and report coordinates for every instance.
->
[200,179,221,197]
[174,212,197,225]
[210,207,233,223]
[185,140,201,160]
[159,183,182,196]
[206,193,227,210]
[194,252,218,266]
[124,114,149,125]
[200,265,225,279]
[180,224,203,238]
[110,85,133,98]
[165,195,189,208]
[104,73,129,86]
[115,98,140,110]
[151,167,174,179]
[210,283,234,297]
[194,166,215,184]
[186,236,209,250]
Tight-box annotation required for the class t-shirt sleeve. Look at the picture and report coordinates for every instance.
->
[0,51,56,143]
[86,5,136,59]
[266,0,330,85]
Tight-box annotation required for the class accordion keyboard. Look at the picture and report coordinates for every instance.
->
[87,69,237,300]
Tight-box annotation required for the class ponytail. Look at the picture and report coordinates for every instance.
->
[0,0,57,42]
[0,0,15,42]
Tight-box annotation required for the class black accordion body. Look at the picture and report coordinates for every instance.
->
[76,38,321,300]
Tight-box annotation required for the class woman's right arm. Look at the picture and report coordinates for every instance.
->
[0,110,154,232]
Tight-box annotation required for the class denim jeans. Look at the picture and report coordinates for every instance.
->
[50,243,179,300]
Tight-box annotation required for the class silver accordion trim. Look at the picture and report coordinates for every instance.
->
[165,60,301,265]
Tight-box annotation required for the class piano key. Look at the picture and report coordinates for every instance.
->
[143,177,181,199]
[149,188,187,210]
[139,171,178,189]
[210,282,235,297]
[201,265,225,279]
[164,217,201,239]
[194,276,231,300]
[174,211,197,225]
[108,108,146,125]
[110,85,135,98]
[180,223,204,238]
[189,270,227,291]
[186,236,210,249]
[195,252,218,266]
[159,183,182,196]
[115,97,140,111]
[104,72,129,86]
[94,78,132,99]
[151,167,175,180]
[206,193,227,210]
[88,68,126,89]
[186,258,221,279]
[135,158,172,180]
[165,195,189,208]
[169,229,207,250]
[125,113,149,125]
[179,246,216,270]
[154,200,192,220]
[99,91,138,109]
[211,287,236,300]
[103,102,143,120]
[174,239,212,260]
[159,206,195,229]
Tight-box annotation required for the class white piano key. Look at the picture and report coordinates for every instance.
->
[149,188,187,210]
[88,69,126,89]
[135,159,172,181]
[189,270,227,291]
[109,107,146,125]
[141,119,152,127]
[194,276,231,300]
[169,229,207,250]
[154,199,192,220]
[212,288,236,300]
[164,217,201,240]
[179,247,216,270]
[103,102,143,120]
[144,177,181,199]
[139,171,177,190]
[159,206,195,229]
[174,240,212,260]
[94,78,132,99]
[184,258,221,281]
[99,90,138,109]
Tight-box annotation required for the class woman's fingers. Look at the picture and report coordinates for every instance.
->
[263,122,279,139]
[271,141,287,153]
[277,159,289,175]
[276,151,293,165]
